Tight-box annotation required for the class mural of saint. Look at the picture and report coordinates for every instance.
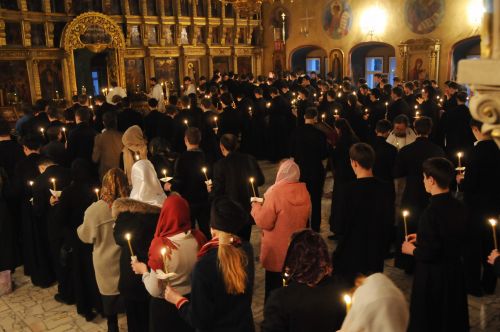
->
[409,57,428,81]
[125,59,145,92]
[181,27,189,44]
[154,58,179,87]
[0,61,31,104]
[332,52,343,80]
[405,0,445,34]
[323,0,352,39]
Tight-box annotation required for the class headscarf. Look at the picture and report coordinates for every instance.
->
[148,194,206,271]
[129,159,166,207]
[265,159,300,197]
[122,125,148,182]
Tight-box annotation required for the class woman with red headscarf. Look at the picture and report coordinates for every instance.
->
[251,159,311,301]
[131,194,206,332]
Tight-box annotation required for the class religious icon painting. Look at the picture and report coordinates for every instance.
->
[323,0,352,39]
[130,25,142,46]
[154,58,179,88]
[405,0,445,34]
[213,57,230,75]
[148,25,158,45]
[5,22,22,46]
[329,49,344,81]
[125,58,146,92]
[38,60,64,100]
[0,61,31,104]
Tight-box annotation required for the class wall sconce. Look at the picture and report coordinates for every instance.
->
[467,0,485,28]
[360,6,387,39]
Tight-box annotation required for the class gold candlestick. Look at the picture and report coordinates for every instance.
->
[489,219,498,250]
[402,210,409,239]
[249,177,257,197]
[125,233,134,256]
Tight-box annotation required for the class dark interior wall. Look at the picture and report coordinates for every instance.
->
[351,43,395,83]
[452,37,481,80]
[291,46,327,75]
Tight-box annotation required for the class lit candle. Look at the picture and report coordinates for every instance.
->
[352,91,356,95]
[364,108,369,115]
[125,233,134,256]
[248,106,252,113]
[214,116,218,127]
[40,127,45,135]
[184,119,189,128]
[334,109,338,116]
[61,127,67,140]
[337,92,342,98]
[28,180,34,187]
[266,102,271,108]
[385,101,389,109]
[344,294,352,313]
[415,111,420,118]
[402,210,409,239]
[134,153,140,161]
[94,188,100,200]
[321,113,326,122]
[249,177,257,197]
[489,219,498,250]
[162,169,167,178]
[50,178,56,191]
[202,167,209,181]
[55,90,59,99]
[457,152,463,169]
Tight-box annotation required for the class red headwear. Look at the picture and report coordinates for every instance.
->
[148,194,206,271]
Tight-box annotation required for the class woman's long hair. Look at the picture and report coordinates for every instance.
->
[217,231,248,295]
[100,168,130,205]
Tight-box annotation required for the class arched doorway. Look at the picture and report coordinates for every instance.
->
[349,42,396,88]
[290,46,327,76]
[450,36,480,81]
[60,12,126,98]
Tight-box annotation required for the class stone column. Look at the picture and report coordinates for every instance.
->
[457,1,500,147]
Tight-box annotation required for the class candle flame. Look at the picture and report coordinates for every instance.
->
[489,219,498,227]
[161,247,167,256]
[162,169,167,176]
[249,177,255,183]
[50,178,55,183]
[28,181,34,186]
[385,102,389,106]
[402,210,409,217]
[94,188,99,193]
[125,233,131,241]
[214,116,218,121]
[343,294,352,305]
[62,127,66,132]
[338,92,342,98]
[40,128,44,133]
[202,167,207,173]
[457,152,463,158]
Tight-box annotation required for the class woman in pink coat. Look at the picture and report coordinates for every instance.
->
[251,159,312,301]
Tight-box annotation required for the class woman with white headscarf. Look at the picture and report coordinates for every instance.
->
[251,159,311,301]
[112,160,166,332]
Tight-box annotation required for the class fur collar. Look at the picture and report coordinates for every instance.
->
[112,198,161,218]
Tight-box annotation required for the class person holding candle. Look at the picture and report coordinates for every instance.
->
[113,159,166,332]
[338,273,408,332]
[218,93,243,139]
[289,107,328,232]
[121,125,148,184]
[66,104,97,166]
[92,95,118,133]
[53,159,101,321]
[92,112,123,181]
[210,134,265,241]
[235,90,255,155]
[251,159,311,300]
[164,196,255,332]
[131,194,206,332]
[267,87,294,163]
[332,143,395,284]
[172,96,200,153]
[199,98,222,165]
[401,157,469,332]
[165,128,211,239]
[143,98,174,143]
[487,248,500,277]
[116,97,143,133]
[41,125,66,166]
[77,168,130,332]
[262,230,346,332]
[458,118,500,296]
[387,87,411,123]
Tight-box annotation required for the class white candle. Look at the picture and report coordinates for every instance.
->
[457,152,463,169]
[202,167,209,181]
[249,177,257,197]
[50,178,56,191]
[94,188,100,200]
[344,294,352,313]
[402,210,409,239]
[489,219,498,250]
[125,233,134,256]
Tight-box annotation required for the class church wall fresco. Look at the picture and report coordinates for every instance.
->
[263,0,482,86]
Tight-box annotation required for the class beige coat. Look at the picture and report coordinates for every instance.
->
[92,128,123,180]
[77,200,121,296]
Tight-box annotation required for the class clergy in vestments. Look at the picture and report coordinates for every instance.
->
[147,77,165,112]
[289,107,328,232]
[394,117,445,272]
[32,157,71,289]
[459,119,500,296]
[332,143,394,284]
[209,134,265,241]
[402,157,469,332]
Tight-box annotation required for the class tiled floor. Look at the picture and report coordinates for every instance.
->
[1,161,499,331]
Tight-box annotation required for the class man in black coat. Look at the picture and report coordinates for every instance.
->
[66,107,97,166]
[332,143,394,284]
[143,98,174,143]
[370,119,397,184]
[459,119,500,296]
[403,82,417,110]
[172,96,202,153]
[235,91,254,154]
[289,107,328,232]
[32,156,71,291]
[117,97,143,133]
[394,116,445,272]
[402,157,469,332]
[41,126,66,166]
[166,128,211,239]
[218,93,242,138]
[209,134,265,241]
[387,87,411,123]
[93,95,117,133]
[268,87,294,162]
[199,98,221,165]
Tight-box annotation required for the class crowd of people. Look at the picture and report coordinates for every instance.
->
[0,69,499,332]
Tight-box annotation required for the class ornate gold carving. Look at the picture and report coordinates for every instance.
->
[398,38,441,82]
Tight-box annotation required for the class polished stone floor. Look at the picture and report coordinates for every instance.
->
[1,161,499,331]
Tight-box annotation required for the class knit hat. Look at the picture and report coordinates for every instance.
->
[210,196,249,235]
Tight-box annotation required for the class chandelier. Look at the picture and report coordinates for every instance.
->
[220,0,295,18]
